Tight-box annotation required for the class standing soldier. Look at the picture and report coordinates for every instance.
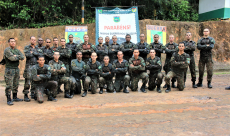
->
[129,49,149,93]
[163,34,178,88]
[51,37,59,51]
[112,51,130,93]
[108,35,120,63]
[23,36,43,101]
[95,37,108,63]
[49,52,73,99]
[83,52,101,97]
[120,34,136,61]
[41,38,54,64]
[4,38,24,105]
[66,34,77,60]
[30,56,57,103]
[165,42,190,93]
[146,49,163,93]
[104,36,110,47]
[136,34,150,61]
[99,56,114,94]
[76,34,95,63]
[36,38,44,48]
[149,34,164,58]
[183,32,197,88]
[196,29,215,88]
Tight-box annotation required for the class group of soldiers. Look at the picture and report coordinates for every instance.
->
[2,28,218,106]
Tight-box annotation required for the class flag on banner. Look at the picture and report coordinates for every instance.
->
[65,26,88,44]
[146,25,167,45]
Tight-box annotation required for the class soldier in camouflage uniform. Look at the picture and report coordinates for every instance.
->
[108,35,121,63]
[76,34,95,63]
[99,56,114,94]
[183,32,197,88]
[120,34,137,61]
[165,42,190,93]
[149,34,164,58]
[23,36,43,101]
[66,34,77,60]
[136,34,150,61]
[104,36,110,47]
[49,52,73,99]
[146,49,163,93]
[163,35,178,88]
[96,37,108,63]
[31,56,57,103]
[41,38,54,64]
[83,52,101,97]
[51,37,59,51]
[196,29,215,88]
[36,38,44,49]
[3,38,24,105]
[129,49,149,93]
[112,51,130,93]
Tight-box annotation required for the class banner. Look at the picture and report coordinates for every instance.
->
[65,26,88,44]
[146,25,167,45]
[96,7,140,45]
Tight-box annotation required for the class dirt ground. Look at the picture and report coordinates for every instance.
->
[0,73,230,136]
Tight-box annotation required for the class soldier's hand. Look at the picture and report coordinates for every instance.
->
[207,44,210,46]
[30,51,33,54]
[109,72,111,74]
[61,67,66,70]
[13,55,17,57]
[130,64,134,67]
[116,68,118,69]
[53,69,56,72]
[37,75,40,77]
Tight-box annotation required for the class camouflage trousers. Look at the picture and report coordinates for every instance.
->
[65,64,71,77]
[55,76,72,92]
[165,71,184,91]
[148,72,164,89]
[198,57,213,82]
[23,67,35,94]
[164,59,176,82]
[114,75,130,92]
[184,56,196,82]
[84,76,98,94]
[4,68,20,96]
[130,72,149,91]
[34,81,58,103]
[99,77,114,92]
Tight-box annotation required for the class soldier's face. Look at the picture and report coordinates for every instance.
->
[140,34,145,41]
[30,37,36,45]
[84,35,89,42]
[38,38,43,45]
[154,36,159,42]
[126,36,131,42]
[103,57,109,64]
[61,40,66,46]
[178,44,185,51]
[150,50,156,57]
[53,38,58,45]
[203,29,209,36]
[105,37,110,43]
[37,57,45,65]
[169,36,174,42]
[46,40,51,47]
[186,34,191,40]
[112,36,117,43]
[77,53,82,59]
[9,39,16,48]
[69,35,73,42]
[53,53,60,60]
[91,53,97,61]
[133,50,139,57]
[117,52,123,59]
[98,38,103,44]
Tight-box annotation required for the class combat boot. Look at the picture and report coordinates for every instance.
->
[225,86,230,90]
[208,81,212,88]
[13,93,23,102]
[165,85,171,93]
[192,81,197,88]
[140,84,147,93]
[64,91,72,99]
[57,88,63,94]
[171,81,176,88]
[123,85,129,93]
[31,91,35,99]
[48,95,57,102]
[196,79,203,87]
[156,85,161,93]
[163,84,167,88]
[148,85,156,91]
[82,90,87,97]
[24,94,31,102]
[99,88,103,94]
[7,95,13,106]
[70,90,74,98]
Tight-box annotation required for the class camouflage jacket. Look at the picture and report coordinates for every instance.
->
[108,43,121,60]
[99,63,114,79]
[76,43,95,59]
[171,52,190,74]
[112,59,129,76]
[165,42,178,60]
[95,44,108,61]
[136,42,150,59]
[24,44,43,66]
[3,47,24,69]
[66,42,77,59]
[129,56,145,74]
[146,56,162,74]
[149,42,163,58]
[41,46,54,64]
[48,60,66,81]
[36,44,43,49]
[86,58,101,77]
[183,40,196,57]
[197,37,215,58]
[31,64,51,84]
[56,46,72,65]
[71,59,87,80]
[120,42,137,57]
[51,45,59,51]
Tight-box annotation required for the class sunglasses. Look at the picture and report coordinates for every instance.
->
[46,42,51,43]
[38,40,43,41]
[69,37,73,38]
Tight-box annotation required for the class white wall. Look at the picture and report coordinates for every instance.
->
[225,0,230,8]
[199,0,225,14]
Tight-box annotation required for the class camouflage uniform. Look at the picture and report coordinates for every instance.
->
[76,43,95,63]
[23,45,43,95]
[4,47,24,96]
[41,46,54,64]
[66,42,77,60]
[120,42,136,61]
[165,52,190,91]
[51,46,59,51]
[31,64,58,103]
[95,44,108,63]
[146,56,163,90]
[197,37,215,82]
[99,63,114,92]
[36,45,43,49]
[56,46,72,77]
[108,43,120,63]
[183,40,196,82]
[112,59,130,92]
[129,56,148,91]
[149,42,163,58]
[136,42,150,61]
[84,59,101,94]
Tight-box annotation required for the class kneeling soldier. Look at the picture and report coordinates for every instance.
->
[31,56,58,103]
[129,49,149,93]
[146,49,164,93]
[165,42,190,93]
[99,56,114,94]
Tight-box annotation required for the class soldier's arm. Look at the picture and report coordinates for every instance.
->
[197,39,207,50]
[31,66,42,81]
[103,46,109,55]
[112,62,119,73]
[154,44,163,53]
[4,49,20,61]
[18,50,25,60]
[48,61,57,75]
[207,38,215,50]
[128,59,139,70]
[179,54,190,69]
[137,58,145,71]
[120,44,131,53]
[39,66,51,79]
[95,46,103,54]
[33,48,43,56]
[171,54,184,66]
[90,45,96,53]
[108,45,114,54]
[59,62,66,74]
[24,47,34,58]
[71,60,83,72]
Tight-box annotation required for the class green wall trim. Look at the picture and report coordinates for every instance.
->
[199,8,230,21]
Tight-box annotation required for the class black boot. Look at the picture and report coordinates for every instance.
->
[208,81,212,88]
[225,86,230,90]
[123,85,129,93]
[70,90,74,98]
[196,79,203,87]
[148,85,156,91]
[171,81,176,88]
[57,88,63,94]
[24,94,30,102]
[99,88,103,94]
[7,95,13,106]
[31,91,35,99]
[48,95,57,102]
[13,93,23,102]
[192,81,197,88]
[157,85,161,93]
[163,84,167,88]
[165,85,171,93]
[64,91,72,99]
[140,84,147,93]
[82,90,87,97]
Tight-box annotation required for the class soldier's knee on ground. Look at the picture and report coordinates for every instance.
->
[124,75,130,85]
[178,85,184,91]
[99,77,105,83]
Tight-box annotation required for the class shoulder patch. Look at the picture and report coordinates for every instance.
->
[98,65,102,69]
[47,66,51,70]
